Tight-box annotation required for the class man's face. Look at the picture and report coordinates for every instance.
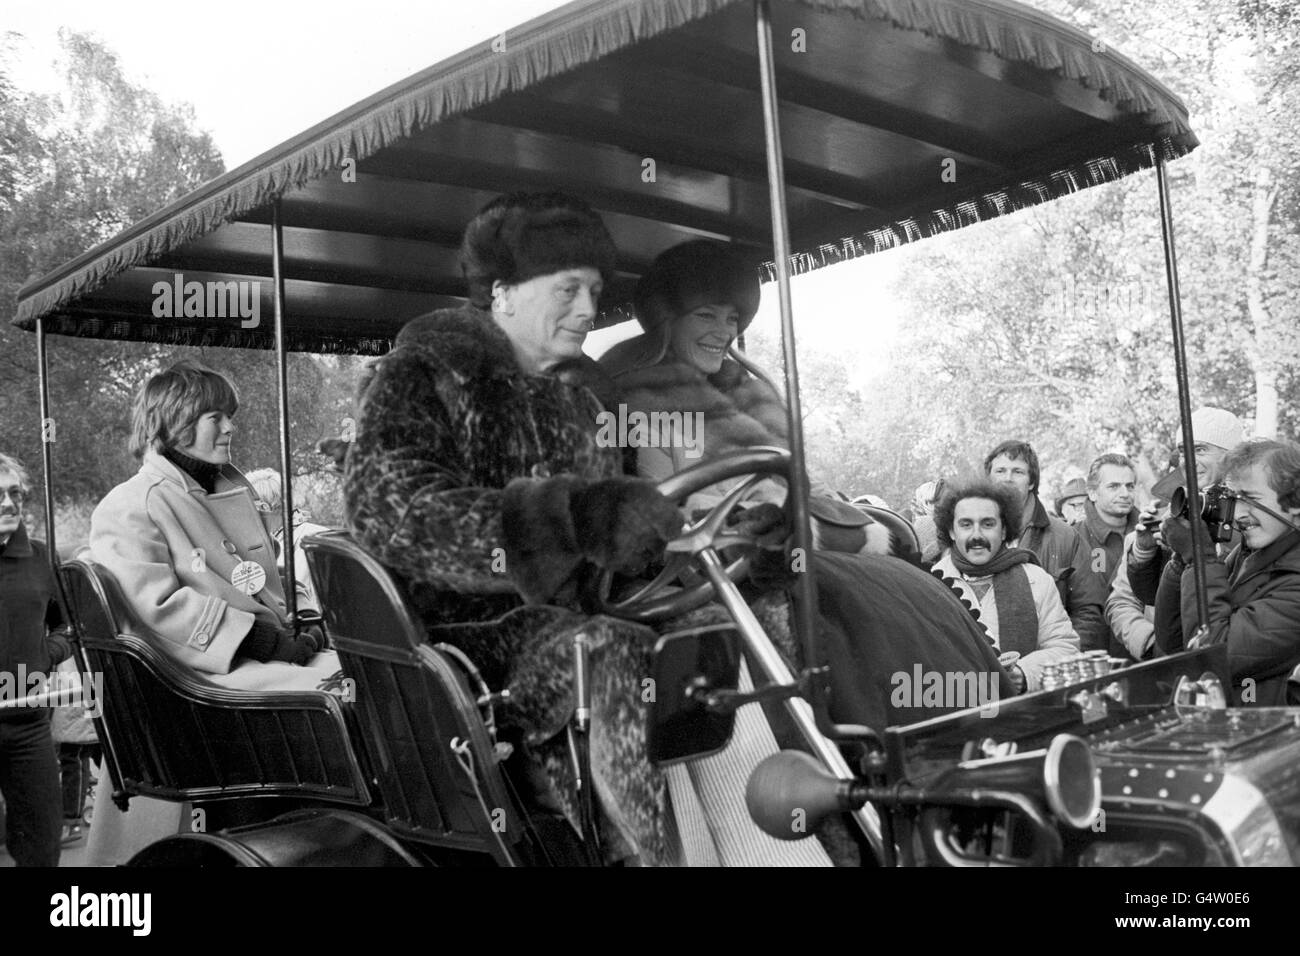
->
[1089,464,1136,520]
[1194,442,1227,487]
[493,268,603,373]
[0,470,25,540]
[1227,462,1299,551]
[988,454,1032,508]
[952,497,1006,566]
[1059,496,1087,525]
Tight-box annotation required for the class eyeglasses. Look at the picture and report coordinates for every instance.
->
[0,487,26,506]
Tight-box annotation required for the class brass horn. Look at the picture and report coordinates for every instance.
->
[747,734,1100,864]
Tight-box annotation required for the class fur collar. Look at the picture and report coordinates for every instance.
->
[392,305,621,408]
[613,358,789,457]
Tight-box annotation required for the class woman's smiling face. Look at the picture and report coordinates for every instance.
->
[667,302,740,375]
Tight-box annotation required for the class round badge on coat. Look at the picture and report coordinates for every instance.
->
[230,560,267,595]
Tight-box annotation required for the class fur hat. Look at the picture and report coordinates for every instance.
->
[1191,406,1245,452]
[460,192,617,308]
[1055,477,1087,516]
[634,240,761,334]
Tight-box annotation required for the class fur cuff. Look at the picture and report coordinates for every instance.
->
[501,477,586,605]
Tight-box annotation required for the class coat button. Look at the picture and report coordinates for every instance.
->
[194,630,211,648]
[530,463,551,478]
[222,540,238,554]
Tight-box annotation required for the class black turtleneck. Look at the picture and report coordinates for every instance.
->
[163,447,223,494]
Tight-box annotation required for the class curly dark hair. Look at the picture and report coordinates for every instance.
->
[1221,439,1300,511]
[933,479,1023,550]
[983,440,1040,493]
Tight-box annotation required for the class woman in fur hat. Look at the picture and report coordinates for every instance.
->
[599,241,889,554]
[598,240,1011,733]
[345,194,833,866]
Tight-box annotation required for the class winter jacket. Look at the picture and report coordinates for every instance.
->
[0,524,72,721]
[1154,530,1300,706]
[1015,496,1108,652]
[89,450,338,691]
[1077,501,1138,586]
[934,551,1080,691]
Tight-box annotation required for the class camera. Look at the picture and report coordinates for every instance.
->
[1169,483,1237,543]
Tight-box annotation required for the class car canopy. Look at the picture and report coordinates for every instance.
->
[13,0,1197,355]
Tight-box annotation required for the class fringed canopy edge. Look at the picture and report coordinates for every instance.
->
[13,0,737,332]
[759,139,1182,281]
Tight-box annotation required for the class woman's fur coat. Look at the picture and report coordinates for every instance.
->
[611,357,892,554]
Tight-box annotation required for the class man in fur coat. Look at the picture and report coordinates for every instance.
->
[345,194,842,866]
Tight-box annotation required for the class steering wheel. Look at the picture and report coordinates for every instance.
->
[597,446,793,623]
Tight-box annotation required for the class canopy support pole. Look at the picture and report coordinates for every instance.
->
[1155,155,1209,637]
[754,0,887,863]
[35,318,59,583]
[271,200,298,625]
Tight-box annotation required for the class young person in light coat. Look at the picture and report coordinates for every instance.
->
[85,361,340,864]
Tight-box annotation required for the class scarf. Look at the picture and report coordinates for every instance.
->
[950,546,1039,657]
[163,447,222,494]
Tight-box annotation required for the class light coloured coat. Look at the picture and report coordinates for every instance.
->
[89,450,338,692]
[934,551,1080,691]
[1105,531,1156,661]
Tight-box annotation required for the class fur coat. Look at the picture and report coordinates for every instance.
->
[610,357,891,554]
[349,306,783,865]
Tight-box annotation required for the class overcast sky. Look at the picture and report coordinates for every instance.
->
[5,0,910,379]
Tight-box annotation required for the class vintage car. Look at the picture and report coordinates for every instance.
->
[13,0,1290,867]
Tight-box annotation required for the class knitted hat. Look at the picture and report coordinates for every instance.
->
[634,240,761,334]
[1190,407,1245,451]
[1055,477,1088,515]
[460,192,617,308]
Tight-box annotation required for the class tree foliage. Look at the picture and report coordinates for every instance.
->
[743,0,1300,509]
[1,31,363,546]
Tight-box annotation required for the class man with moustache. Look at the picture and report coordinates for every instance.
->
[1154,440,1300,706]
[984,440,1107,652]
[0,453,72,866]
[933,480,1080,693]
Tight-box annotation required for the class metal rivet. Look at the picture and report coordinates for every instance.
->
[1204,773,1215,783]
[1165,769,1176,779]
[1122,785,1132,795]
[1191,794,1202,804]
[1129,768,1139,777]
[1158,788,1169,799]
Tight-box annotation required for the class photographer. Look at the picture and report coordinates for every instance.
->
[1153,440,1300,706]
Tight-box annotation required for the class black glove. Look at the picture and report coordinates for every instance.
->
[732,504,799,592]
[240,620,313,666]
[726,502,788,542]
[298,622,328,655]
[1162,515,1212,565]
[569,476,682,575]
